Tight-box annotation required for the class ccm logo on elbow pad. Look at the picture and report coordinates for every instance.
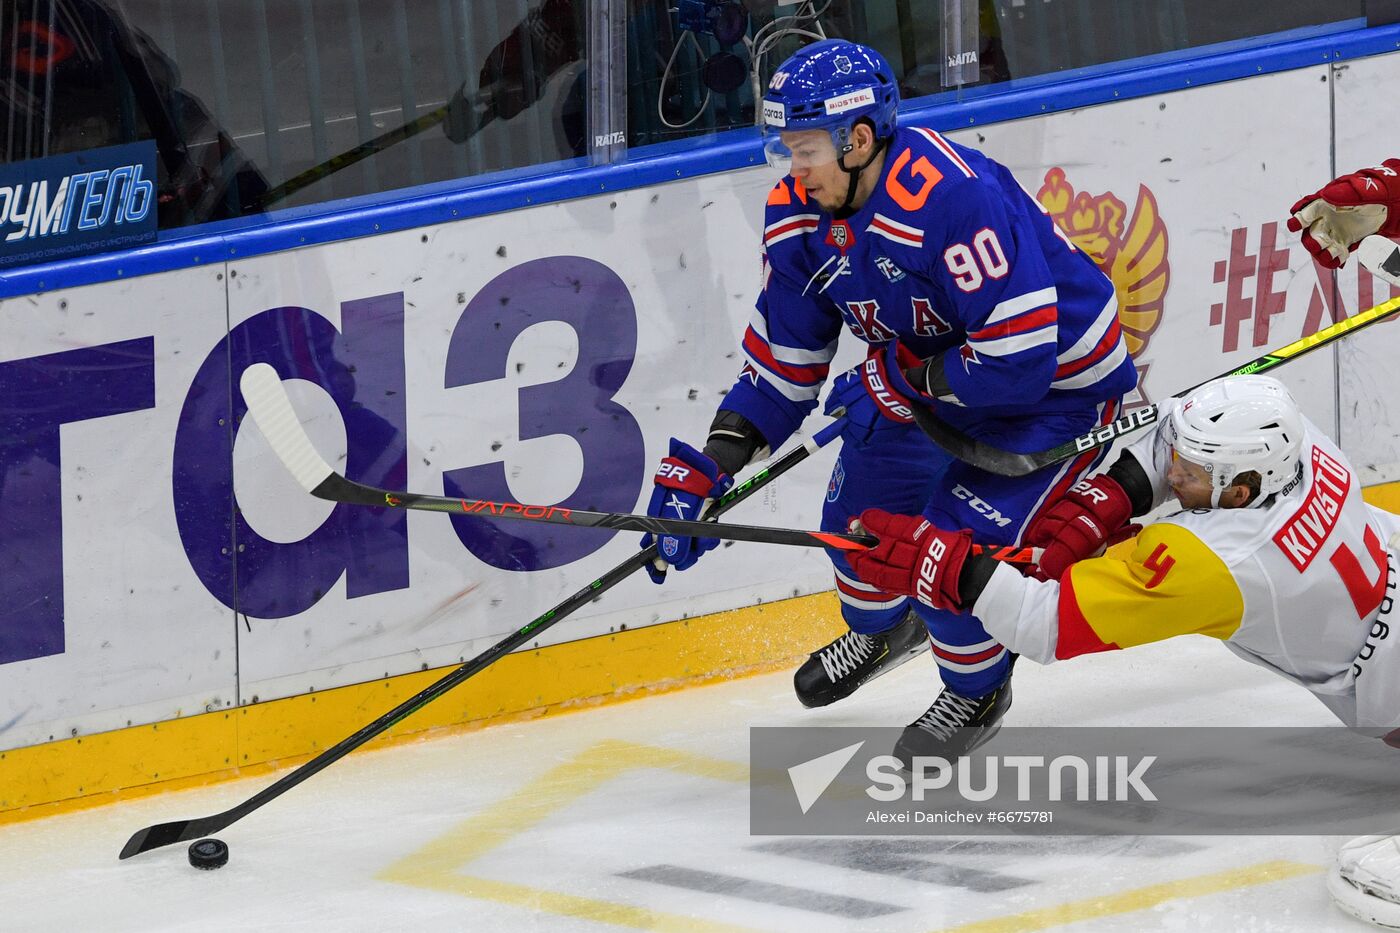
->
[862,357,913,420]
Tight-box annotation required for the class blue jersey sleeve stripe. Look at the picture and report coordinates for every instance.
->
[967,327,1058,358]
[737,353,824,402]
[867,213,925,248]
[1051,339,1130,391]
[742,327,830,386]
[1053,293,1119,368]
[764,215,821,247]
[984,286,1059,326]
[1053,312,1127,383]
[968,304,1058,342]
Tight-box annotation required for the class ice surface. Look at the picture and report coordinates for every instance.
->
[0,634,1369,932]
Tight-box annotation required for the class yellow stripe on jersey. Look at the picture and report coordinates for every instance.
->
[1056,522,1244,658]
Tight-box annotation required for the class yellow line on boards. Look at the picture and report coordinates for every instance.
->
[1363,483,1400,515]
[931,860,1323,933]
[0,594,842,822]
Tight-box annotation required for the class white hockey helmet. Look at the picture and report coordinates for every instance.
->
[1168,374,1304,507]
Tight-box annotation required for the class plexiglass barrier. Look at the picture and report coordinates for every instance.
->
[0,0,1367,241]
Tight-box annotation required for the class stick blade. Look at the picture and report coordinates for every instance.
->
[1358,235,1400,288]
[239,363,336,494]
[119,814,224,859]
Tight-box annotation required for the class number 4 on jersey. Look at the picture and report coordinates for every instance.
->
[1143,543,1175,589]
[1331,526,1389,619]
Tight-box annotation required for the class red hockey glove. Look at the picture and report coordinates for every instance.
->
[858,341,926,424]
[1024,474,1137,581]
[846,508,973,612]
[1288,159,1400,269]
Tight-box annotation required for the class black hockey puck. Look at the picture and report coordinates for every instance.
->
[188,837,229,870]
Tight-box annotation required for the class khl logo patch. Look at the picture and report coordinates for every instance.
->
[827,455,846,503]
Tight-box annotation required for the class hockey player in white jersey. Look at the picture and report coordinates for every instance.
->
[1288,158,1400,930]
[847,373,1400,731]
[841,373,1400,928]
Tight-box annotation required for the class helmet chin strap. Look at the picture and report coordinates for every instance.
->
[1211,468,1268,509]
[831,136,888,219]
[1210,469,1239,509]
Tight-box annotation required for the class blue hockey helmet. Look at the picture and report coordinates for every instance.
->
[760,39,899,172]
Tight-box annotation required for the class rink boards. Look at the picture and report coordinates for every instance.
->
[2,47,1399,816]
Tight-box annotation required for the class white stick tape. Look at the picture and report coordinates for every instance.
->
[239,363,336,494]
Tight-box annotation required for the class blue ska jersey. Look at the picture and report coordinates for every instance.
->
[723,125,1137,449]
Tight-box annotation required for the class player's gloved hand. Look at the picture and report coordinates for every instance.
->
[822,370,893,448]
[1023,474,1139,581]
[640,439,734,584]
[823,342,927,443]
[860,340,930,424]
[845,508,973,612]
[1288,160,1400,268]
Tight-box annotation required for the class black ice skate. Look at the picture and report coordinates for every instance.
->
[893,679,1012,769]
[794,610,929,708]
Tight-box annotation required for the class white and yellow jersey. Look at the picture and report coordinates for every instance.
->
[974,412,1400,731]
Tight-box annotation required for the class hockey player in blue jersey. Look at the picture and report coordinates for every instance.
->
[641,38,1137,761]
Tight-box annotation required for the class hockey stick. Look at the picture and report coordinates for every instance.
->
[119,413,846,860]
[256,82,502,208]
[240,362,865,551]
[256,104,451,208]
[910,235,1400,478]
[237,363,1041,564]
